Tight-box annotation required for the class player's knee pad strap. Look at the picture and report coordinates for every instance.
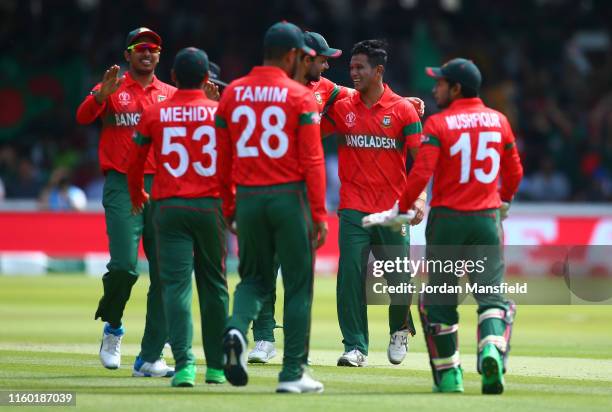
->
[477,301,516,374]
[431,351,461,371]
[419,295,460,384]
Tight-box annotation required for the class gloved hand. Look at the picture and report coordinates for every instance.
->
[362,201,416,231]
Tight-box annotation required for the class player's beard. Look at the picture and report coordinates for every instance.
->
[289,57,299,78]
[132,66,155,76]
[132,61,157,76]
[305,67,321,83]
[436,91,451,109]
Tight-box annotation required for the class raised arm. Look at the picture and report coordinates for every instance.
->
[76,65,123,125]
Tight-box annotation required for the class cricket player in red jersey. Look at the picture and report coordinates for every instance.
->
[216,21,327,393]
[248,32,426,364]
[76,27,175,377]
[127,47,229,388]
[363,58,523,394]
[323,40,426,368]
[248,30,346,364]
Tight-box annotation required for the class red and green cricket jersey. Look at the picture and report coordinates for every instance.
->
[215,66,327,222]
[398,97,523,212]
[308,76,351,114]
[126,89,220,204]
[76,72,176,174]
[324,84,422,213]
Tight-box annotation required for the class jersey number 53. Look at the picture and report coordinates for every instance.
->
[161,125,216,178]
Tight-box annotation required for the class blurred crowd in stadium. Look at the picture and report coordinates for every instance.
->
[0,0,610,208]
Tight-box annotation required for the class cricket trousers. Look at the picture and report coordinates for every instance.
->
[419,207,515,382]
[252,260,280,343]
[153,197,229,371]
[226,182,315,382]
[94,170,167,363]
[337,209,415,356]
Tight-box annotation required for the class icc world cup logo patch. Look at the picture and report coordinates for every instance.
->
[118,91,131,107]
[345,112,356,127]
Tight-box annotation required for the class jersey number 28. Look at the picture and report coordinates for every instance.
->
[232,105,289,158]
[450,131,501,184]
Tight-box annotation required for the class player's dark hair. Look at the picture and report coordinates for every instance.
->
[264,46,293,61]
[351,39,388,67]
[175,71,205,89]
[448,79,479,98]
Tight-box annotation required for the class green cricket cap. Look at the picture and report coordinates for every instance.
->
[125,27,162,48]
[304,32,342,58]
[264,21,315,56]
[426,58,482,92]
[173,47,210,83]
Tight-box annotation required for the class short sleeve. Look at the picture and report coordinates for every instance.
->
[420,117,441,147]
[401,102,423,149]
[299,92,321,126]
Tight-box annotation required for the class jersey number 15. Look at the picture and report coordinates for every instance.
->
[450,131,501,184]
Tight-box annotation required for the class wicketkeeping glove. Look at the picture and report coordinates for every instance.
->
[362,201,416,231]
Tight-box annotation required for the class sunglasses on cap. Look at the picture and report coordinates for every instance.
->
[127,42,161,53]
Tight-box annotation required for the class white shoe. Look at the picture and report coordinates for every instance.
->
[132,357,175,377]
[276,371,324,393]
[248,340,277,364]
[387,329,410,365]
[223,328,248,386]
[337,349,367,367]
[99,323,123,369]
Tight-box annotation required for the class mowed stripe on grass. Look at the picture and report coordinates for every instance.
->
[2,344,612,382]
[1,348,611,412]
[1,275,611,411]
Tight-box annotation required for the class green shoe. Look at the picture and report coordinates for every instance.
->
[171,364,196,387]
[481,344,504,394]
[433,367,464,393]
[205,367,226,384]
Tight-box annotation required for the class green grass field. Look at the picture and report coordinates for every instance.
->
[1,274,611,411]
